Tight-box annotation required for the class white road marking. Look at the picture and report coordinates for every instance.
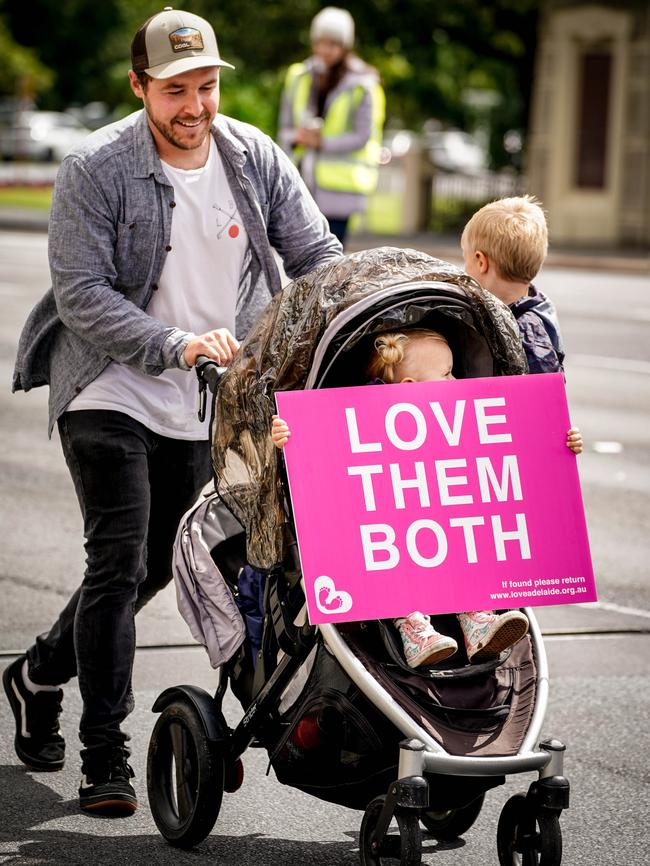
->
[544,633,647,641]
[592,441,624,454]
[577,600,650,620]
[570,354,650,375]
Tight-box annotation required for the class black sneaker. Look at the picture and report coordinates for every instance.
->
[79,747,138,816]
[2,655,65,771]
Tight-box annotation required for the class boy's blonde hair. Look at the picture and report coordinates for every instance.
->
[461,195,548,283]
[367,329,449,383]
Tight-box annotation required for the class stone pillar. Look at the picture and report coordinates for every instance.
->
[619,14,650,246]
[527,3,649,248]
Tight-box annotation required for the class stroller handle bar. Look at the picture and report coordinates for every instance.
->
[195,355,227,391]
[195,355,227,421]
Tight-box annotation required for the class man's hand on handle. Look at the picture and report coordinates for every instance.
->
[183,328,240,367]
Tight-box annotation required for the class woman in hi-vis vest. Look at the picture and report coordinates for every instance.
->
[278,6,385,246]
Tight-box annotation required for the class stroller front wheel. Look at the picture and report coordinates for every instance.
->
[360,795,422,866]
[420,793,485,841]
[497,793,562,866]
[147,699,225,848]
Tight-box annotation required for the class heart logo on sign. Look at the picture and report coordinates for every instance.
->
[314,575,353,615]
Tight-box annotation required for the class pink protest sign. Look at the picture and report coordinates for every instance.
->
[275,373,596,625]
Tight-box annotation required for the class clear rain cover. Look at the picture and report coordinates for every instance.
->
[212,247,527,569]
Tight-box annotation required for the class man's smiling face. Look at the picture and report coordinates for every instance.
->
[130,66,219,157]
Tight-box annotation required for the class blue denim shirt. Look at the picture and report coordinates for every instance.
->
[12,110,342,433]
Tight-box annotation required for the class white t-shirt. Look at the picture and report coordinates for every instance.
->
[67,137,249,439]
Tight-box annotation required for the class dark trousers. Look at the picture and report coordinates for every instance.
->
[26,410,212,758]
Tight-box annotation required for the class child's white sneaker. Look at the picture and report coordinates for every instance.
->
[458,610,529,663]
[395,612,458,668]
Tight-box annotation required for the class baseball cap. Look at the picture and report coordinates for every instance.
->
[131,6,234,79]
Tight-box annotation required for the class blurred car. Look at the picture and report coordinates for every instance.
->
[0,110,91,162]
[425,128,487,174]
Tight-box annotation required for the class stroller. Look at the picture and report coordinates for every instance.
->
[147,248,570,865]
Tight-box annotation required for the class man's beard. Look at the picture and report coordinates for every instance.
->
[146,105,212,151]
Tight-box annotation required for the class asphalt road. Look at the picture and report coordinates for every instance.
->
[1,231,649,865]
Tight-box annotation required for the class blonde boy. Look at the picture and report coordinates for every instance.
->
[461,195,565,374]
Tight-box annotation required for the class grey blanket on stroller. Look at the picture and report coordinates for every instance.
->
[173,493,246,668]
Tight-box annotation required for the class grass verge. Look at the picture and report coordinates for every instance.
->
[0,185,52,210]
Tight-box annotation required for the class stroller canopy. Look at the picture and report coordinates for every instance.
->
[212,247,527,569]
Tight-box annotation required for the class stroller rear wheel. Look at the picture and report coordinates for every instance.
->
[497,793,562,866]
[360,795,422,866]
[420,793,485,841]
[147,699,225,848]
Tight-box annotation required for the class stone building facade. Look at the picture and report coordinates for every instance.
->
[527,1,650,248]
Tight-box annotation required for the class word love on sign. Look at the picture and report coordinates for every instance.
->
[276,373,596,625]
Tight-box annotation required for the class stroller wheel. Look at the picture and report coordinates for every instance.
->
[497,793,562,866]
[360,795,422,866]
[147,700,225,848]
[420,793,485,841]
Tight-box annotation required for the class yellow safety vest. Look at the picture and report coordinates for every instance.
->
[283,62,386,196]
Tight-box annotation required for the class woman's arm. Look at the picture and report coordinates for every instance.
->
[319,87,374,154]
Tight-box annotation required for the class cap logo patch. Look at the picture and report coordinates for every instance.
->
[169,27,204,53]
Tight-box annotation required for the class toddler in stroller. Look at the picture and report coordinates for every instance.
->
[272,327,581,669]
[147,248,572,865]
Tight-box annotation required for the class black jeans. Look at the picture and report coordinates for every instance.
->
[26,410,212,758]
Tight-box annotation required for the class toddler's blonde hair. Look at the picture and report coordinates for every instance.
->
[367,329,449,383]
[461,194,548,283]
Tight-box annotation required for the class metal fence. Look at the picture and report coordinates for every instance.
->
[431,170,524,232]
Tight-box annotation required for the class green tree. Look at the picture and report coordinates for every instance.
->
[0,0,540,164]
[0,16,53,101]
[1,0,124,108]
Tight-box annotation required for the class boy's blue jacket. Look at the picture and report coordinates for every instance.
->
[509,284,565,374]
